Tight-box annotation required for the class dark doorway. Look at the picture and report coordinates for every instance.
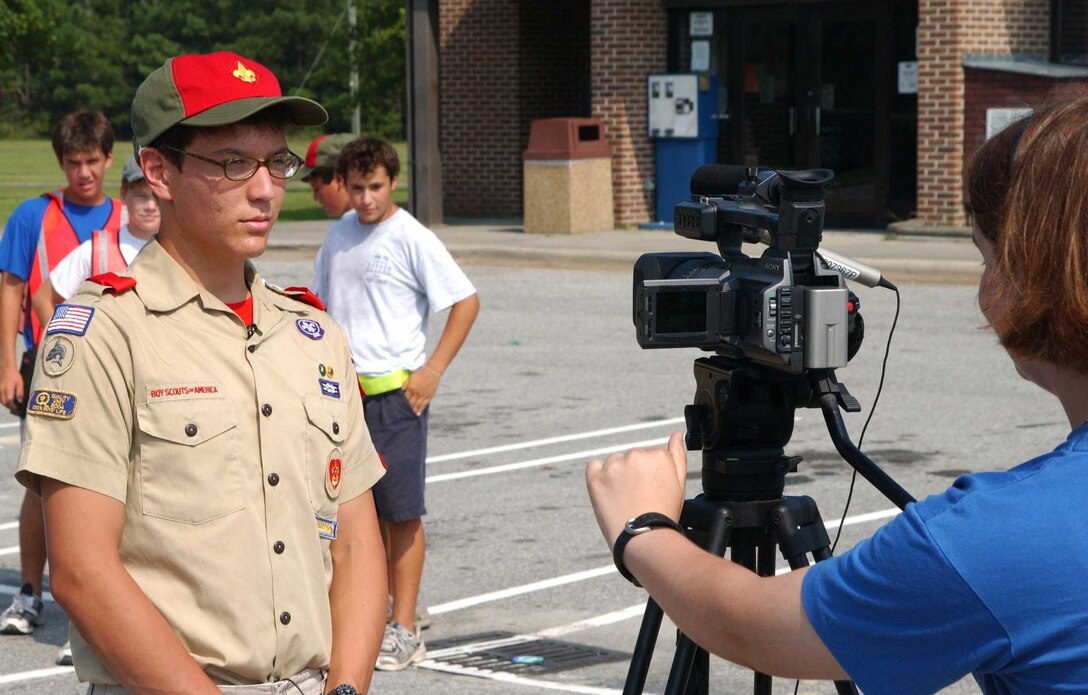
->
[712,1,914,228]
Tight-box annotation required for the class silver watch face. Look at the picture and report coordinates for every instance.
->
[332,686,357,695]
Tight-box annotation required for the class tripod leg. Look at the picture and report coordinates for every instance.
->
[663,505,734,695]
[623,598,665,695]
[752,534,778,695]
[770,498,859,695]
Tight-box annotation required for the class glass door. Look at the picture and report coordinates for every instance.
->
[739,20,800,170]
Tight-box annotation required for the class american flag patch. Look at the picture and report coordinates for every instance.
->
[46,304,95,336]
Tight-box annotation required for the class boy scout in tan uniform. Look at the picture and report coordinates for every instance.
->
[15,51,386,695]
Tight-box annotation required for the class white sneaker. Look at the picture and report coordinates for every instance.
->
[56,640,72,665]
[0,585,44,635]
[375,622,425,671]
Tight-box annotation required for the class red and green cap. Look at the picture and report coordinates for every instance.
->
[299,133,357,181]
[131,51,327,149]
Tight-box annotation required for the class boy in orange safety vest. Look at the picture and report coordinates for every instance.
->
[32,155,160,327]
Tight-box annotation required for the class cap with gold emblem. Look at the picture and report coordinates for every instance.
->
[131,51,328,150]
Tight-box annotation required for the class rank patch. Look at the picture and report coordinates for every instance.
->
[319,379,341,399]
[296,318,325,340]
[316,515,338,540]
[326,448,343,498]
[46,304,95,336]
[42,336,75,377]
[27,389,78,419]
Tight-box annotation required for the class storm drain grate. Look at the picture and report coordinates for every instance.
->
[424,630,629,675]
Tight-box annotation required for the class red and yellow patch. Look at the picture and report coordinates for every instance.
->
[326,448,343,499]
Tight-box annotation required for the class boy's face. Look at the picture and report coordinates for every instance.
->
[122,180,160,238]
[308,172,351,218]
[152,123,288,262]
[345,165,398,225]
[60,148,113,206]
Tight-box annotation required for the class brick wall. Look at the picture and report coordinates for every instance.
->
[916,0,1049,227]
[590,0,667,226]
[439,1,522,216]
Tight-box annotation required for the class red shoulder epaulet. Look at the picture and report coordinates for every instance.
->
[283,286,325,311]
[87,272,137,294]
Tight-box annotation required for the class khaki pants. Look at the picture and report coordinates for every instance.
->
[86,668,326,694]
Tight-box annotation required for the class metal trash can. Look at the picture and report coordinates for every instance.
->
[523,118,614,234]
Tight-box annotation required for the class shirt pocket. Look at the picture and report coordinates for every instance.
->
[303,396,349,517]
[135,398,244,524]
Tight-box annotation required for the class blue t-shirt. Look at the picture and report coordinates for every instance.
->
[0,194,113,347]
[803,425,1088,694]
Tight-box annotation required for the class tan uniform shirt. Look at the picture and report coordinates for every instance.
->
[16,240,384,685]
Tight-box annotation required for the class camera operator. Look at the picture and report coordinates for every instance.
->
[587,95,1088,693]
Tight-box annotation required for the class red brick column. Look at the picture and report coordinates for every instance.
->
[439,1,522,217]
[915,0,1049,228]
[590,0,667,227]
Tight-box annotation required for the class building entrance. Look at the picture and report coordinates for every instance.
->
[711,1,914,227]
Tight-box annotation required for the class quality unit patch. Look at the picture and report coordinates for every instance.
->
[326,448,343,498]
[27,389,78,419]
[46,304,95,336]
[319,379,341,399]
[42,336,75,377]
[316,515,338,540]
[295,319,325,340]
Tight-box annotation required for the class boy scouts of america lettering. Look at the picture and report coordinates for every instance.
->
[27,389,78,419]
[147,384,223,401]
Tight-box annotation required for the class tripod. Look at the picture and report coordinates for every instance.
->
[622,358,915,695]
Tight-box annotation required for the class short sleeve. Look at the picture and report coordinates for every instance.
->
[0,198,47,280]
[49,242,93,300]
[411,229,476,314]
[801,505,1012,695]
[16,303,134,502]
[330,326,384,503]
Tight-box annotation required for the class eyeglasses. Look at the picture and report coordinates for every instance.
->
[161,146,303,181]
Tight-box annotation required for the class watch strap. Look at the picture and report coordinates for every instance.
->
[612,512,685,587]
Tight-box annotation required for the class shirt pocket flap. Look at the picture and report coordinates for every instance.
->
[136,398,237,446]
[303,396,348,443]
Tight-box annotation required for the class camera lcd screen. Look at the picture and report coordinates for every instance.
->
[655,291,707,334]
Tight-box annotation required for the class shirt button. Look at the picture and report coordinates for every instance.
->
[280,611,291,625]
[267,472,280,486]
[184,423,198,437]
[332,422,340,435]
[247,345,257,353]
[273,541,285,554]
[262,404,273,417]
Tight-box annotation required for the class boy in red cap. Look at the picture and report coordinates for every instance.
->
[300,133,356,219]
[16,52,387,695]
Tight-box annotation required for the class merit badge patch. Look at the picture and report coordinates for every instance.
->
[42,336,75,377]
[326,448,343,498]
[46,304,95,336]
[27,389,78,419]
[319,363,335,378]
[319,378,341,399]
[316,515,338,540]
[295,318,325,341]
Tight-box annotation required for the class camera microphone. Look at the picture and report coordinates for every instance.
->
[816,248,897,291]
[689,165,752,196]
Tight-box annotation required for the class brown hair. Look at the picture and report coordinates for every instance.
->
[337,137,400,181]
[51,110,114,161]
[964,95,1088,370]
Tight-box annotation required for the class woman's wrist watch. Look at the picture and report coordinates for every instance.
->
[328,685,357,695]
[612,512,685,587]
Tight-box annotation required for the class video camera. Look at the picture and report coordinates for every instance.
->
[633,165,885,375]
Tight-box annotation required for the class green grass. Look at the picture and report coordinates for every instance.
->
[0,137,409,225]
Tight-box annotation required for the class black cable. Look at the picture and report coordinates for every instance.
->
[830,285,900,555]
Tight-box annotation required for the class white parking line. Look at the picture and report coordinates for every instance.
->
[427,438,668,483]
[427,418,685,463]
[0,521,18,531]
[0,665,74,685]
[0,545,19,557]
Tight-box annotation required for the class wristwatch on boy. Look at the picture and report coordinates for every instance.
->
[612,512,685,587]
[327,685,357,695]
